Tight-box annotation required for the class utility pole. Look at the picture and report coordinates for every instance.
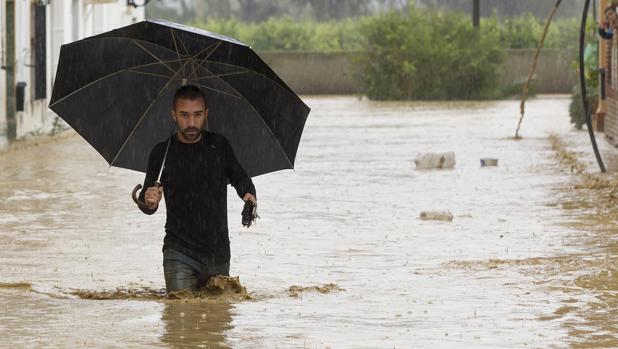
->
[473,0,480,28]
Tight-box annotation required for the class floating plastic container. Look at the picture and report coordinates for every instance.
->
[413,152,456,170]
[480,158,498,167]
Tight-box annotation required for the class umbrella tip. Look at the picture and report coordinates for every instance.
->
[182,78,187,86]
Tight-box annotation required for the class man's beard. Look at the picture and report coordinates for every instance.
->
[180,127,201,141]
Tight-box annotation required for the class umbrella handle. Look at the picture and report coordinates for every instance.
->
[132,182,162,209]
[132,184,151,209]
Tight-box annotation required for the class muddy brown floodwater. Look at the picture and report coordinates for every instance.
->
[1,95,618,348]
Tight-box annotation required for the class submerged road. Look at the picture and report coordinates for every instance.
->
[1,96,617,348]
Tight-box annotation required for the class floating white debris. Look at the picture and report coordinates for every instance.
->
[413,152,456,169]
[419,211,454,222]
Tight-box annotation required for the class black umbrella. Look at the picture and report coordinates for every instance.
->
[49,19,310,183]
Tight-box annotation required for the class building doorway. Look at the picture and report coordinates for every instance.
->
[4,0,15,140]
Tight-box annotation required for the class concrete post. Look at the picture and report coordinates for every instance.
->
[473,0,480,28]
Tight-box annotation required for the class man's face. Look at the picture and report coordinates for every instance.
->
[172,97,207,143]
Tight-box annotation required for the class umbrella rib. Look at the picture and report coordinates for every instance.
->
[195,71,250,80]
[191,60,248,73]
[55,37,303,108]
[127,70,183,80]
[176,40,223,83]
[109,58,192,167]
[49,58,187,108]
[170,29,183,64]
[176,31,191,56]
[170,29,185,78]
[109,82,179,167]
[187,41,222,79]
[197,65,294,169]
[193,41,222,60]
[192,82,245,100]
[191,59,197,84]
[132,40,177,75]
[189,59,298,99]
[171,30,221,82]
[173,46,294,168]
[191,71,250,96]
[190,57,299,101]
[127,59,186,69]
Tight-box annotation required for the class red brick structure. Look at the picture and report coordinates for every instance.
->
[601,1,618,145]
[604,33,618,144]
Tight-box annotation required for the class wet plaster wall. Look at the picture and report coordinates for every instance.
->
[259,48,575,95]
[0,4,4,138]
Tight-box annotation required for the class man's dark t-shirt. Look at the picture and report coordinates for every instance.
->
[139,131,255,263]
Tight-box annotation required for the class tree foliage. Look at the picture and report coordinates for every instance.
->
[191,18,364,52]
[146,0,383,23]
[569,30,599,130]
[146,0,586,23]
[419,0,585,19]
[353,8,505,100]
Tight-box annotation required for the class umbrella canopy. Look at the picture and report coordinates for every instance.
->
[49,19,310,177]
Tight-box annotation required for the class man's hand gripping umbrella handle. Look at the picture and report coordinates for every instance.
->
[132,133,171,210]
[132,182,161,209]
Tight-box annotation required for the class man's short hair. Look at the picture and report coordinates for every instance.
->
[173,85,208,110]
[606,3,618,13]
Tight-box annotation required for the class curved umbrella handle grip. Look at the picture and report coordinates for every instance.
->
[132,184,151,209]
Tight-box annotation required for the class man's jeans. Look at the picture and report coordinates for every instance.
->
[162,248,230,292]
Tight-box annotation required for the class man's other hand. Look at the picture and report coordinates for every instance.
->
[241,193,258,227]
[145,186,163,210]
[243,193,256,204]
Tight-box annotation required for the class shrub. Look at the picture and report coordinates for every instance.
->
[353,9,505,100]
[309,19,365,52]
[499,13,541,49]
[192,17,364,52]
[192,14,579,52]
[569,42,598,130]
[249,17,314,51]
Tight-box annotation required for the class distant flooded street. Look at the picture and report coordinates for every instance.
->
[2,95,618,348]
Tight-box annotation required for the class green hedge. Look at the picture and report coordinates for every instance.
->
[191,17,364,52]
[192,14,579,53]
[191,12,580,100]
[481,13,578,51]
[353,9,505,100]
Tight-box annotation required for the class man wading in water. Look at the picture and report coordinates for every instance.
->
[137,85,257,292]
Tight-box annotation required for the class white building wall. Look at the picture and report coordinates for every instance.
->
[1,0,144,139]
[15,0,35,137]
[0,2,6,139]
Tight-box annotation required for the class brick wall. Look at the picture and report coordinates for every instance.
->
[606,36,618,146]
[607,98,618,145]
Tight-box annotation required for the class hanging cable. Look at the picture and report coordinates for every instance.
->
[580,0,607,172]
[514,0,562,139]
